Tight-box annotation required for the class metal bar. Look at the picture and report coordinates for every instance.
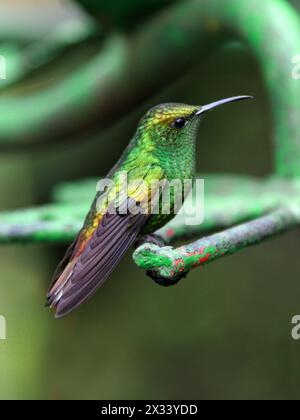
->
[0,0,299,172]
[133,206,300,282]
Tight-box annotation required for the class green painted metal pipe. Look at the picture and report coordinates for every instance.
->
[0,21,100,90]
[133,206,300,282]
[0,174,299,245]
[0,0,299,180]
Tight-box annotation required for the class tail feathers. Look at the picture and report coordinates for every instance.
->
[46,258,78,309]
[46,197,148,318]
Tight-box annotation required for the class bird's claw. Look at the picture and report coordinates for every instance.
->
[134,234,188,286]
[146,269,188,287]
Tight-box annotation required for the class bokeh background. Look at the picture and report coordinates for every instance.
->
[0,0,300,400]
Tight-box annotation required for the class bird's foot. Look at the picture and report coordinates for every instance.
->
[146,270,188,287]
[135,234,187,287]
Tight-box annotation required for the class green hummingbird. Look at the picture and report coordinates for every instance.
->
[47,95,252,318]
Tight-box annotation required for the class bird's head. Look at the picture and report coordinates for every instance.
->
[138,96,253,147]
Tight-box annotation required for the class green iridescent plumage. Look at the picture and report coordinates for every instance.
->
[113,103,200,233]
[47,96,252,318]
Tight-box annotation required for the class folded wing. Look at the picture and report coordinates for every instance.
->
[47,197,148,318]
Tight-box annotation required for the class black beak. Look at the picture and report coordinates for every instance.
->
[196,95,253,116]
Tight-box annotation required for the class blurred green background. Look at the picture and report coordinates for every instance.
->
[0,0,300,400]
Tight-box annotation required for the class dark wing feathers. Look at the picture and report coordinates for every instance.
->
[47,197,148,318]
[49,234,78,286]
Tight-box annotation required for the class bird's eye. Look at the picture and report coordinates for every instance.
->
[171,117,187,129]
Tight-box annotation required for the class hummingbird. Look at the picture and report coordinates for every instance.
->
[47,95,252,318]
